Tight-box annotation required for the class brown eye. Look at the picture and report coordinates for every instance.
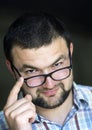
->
[54,62,62,66]
[51,62,63,71]
[25,69,37,74]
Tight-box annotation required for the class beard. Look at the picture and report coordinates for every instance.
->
[32,83,72,109]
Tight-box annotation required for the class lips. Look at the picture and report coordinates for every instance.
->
[42,87,59,97]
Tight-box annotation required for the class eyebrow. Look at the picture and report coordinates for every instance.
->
[19,54,67,72]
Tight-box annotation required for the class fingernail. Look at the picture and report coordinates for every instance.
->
[18,77,24,81]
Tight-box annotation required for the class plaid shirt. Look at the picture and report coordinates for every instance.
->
[0,82,92,130]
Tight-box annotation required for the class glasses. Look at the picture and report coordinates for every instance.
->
[11,52,72,88]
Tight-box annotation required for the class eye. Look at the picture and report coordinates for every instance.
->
[23,68,41,77]
[51,62,63,71]
[25,69,37,74]
[55,62,63,66]
[51,59,65,71]
[22,69,36,75]
[24,69,39,75]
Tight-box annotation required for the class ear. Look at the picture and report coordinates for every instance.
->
[6,60,14,76]
[69,43,73,56]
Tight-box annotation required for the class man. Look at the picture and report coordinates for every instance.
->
[0,12,92,130]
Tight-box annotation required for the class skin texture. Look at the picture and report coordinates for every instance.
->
[4,37,73,130]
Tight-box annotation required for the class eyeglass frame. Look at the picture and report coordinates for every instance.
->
[10,49,72,88]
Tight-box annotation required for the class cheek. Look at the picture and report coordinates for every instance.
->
[22,84,38,98]
[62,72,73,91]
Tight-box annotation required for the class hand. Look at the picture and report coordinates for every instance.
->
[3,77,36,130]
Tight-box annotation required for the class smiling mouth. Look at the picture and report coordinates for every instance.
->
[42,87,59,97]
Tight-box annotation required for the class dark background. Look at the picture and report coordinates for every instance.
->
[0,0,92,110]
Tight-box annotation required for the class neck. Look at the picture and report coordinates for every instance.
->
[36,90,73,125]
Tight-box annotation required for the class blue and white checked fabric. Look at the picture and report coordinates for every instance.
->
[0,82,92,130]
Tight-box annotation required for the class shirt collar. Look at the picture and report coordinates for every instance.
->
[73,82,90,109]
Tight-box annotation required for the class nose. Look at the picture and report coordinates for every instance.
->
[42,76,57,89]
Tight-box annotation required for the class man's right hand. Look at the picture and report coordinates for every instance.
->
[3,77,36,130]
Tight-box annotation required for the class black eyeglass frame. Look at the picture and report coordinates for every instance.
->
[11,50,72,88]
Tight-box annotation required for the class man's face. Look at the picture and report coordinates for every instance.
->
[11,37,73,109]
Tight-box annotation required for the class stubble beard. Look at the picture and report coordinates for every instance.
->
[32,83,72,109]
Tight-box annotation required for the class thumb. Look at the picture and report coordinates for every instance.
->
[25,94,32,101]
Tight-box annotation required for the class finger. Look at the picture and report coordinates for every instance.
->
[15,109,36,124]
[6,100,36,119]
[25,94,32,101]
[5,77,24,107]
[4,95,35,116]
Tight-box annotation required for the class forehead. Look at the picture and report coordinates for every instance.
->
[12,37,68,68]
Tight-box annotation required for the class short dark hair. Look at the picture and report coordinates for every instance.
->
[3,12,71,61]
